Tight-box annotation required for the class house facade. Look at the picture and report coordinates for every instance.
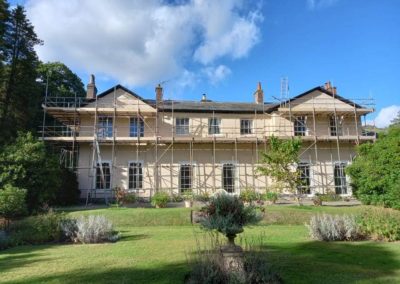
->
[41,76,375,202]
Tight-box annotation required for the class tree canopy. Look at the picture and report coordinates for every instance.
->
[257,136,303,194]
[0,4,42,144]
[37,62,86,98]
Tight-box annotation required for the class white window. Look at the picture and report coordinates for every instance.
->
[222,163,235,193]
[96,162,111,189]
[208,118,221,135]
[330,115,343,136]
[130,117,144,137]
[179,164,192,192]
[297,163,311,194]
[240,119,253,135]
[294,116,307,136]
[334,162,347,194]
[97,117,113,138]
[129,162,143,190]
[176,118,189,135]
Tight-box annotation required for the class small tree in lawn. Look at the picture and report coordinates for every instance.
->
[0,184,27,229]
[200,193,262,247]
[257,136,304,205]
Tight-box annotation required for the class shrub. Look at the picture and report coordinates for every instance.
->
[262,192,278,204]
[195,192,210,203]
[182,191,194,201]
[346,126,400,209]
[358,207,400,241]
[124,193,137,204]
[0,185,27,226]
[318,193,342,202]
[9,210,67,245]
[170,193,184,203]
[200,194,262,245]
[312,194,322,206]
[307,214,363,241]
[73,215,119,244]
[240,188,259,203]
[113,187,127,206]
[0,132,61,212]
[151,192,170,208]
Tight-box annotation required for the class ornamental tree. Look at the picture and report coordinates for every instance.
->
[256,136,304,204]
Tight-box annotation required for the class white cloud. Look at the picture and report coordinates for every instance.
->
[371,105,400,128]
[25,0,262,87]
[202,65,232,85]
[307,0,338,10]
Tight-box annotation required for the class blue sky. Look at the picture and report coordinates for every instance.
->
[10,0,400,126]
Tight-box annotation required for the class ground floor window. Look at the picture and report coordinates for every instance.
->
[297,162,311,194]
[129,162,143,190]
[334,162,348,194]
[222,163,235,193]
[96,162,111,189]
[180,164,192,192]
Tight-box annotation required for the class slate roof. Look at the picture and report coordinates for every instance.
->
[89,84,364,113]
[144,99,277,114]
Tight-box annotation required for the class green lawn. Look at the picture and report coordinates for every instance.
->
[1,205,399,284]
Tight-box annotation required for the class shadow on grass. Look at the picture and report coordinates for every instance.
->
[3,262,188,284]
[0,245,56,274]
[264,241,400,284]
[117,233,149,242]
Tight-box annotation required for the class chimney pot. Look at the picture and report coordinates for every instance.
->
[86,74,97,99]
[254,82,264,104]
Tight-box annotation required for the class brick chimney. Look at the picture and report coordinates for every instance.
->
[254,82,264,104]
[324,81,337,95]
[155,84,163,105]
[86,74,97,99]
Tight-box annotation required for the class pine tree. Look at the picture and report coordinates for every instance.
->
[0,5,42,144]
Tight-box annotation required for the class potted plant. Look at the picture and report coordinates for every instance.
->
[312,193,323,206]
[239,188,258,205]
[200,193,262,272]
[151,192,169,208]
[200,193,262,247]
[182,191,194,208]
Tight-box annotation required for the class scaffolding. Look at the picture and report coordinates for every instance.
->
[39,81,376,203]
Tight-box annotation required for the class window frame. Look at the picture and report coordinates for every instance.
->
[95,161,111,190]
[179,163,193,193]
[329,115,343,137]
[297,162,311,194]
[97,116,113,138]
[240,119,253,135]
[128,160,143,191]
[334,161,348,194]
[222,162,236,193]
[130,117,144,137]
[175,118,190,136]
[208,117,221,135]
[294,116,307,136]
